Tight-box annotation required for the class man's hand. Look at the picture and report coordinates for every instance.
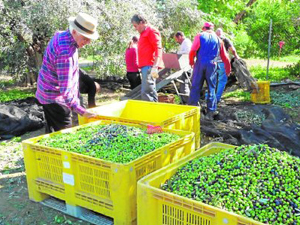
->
[150,67,159,79]
[95,82,101,94]
[189,60,194,68]
[82,111,97,118]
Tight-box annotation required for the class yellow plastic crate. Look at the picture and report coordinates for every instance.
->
[23,120,195,225]
[137,142,264,225]
[251,81,271,104]
[78,100,200,149]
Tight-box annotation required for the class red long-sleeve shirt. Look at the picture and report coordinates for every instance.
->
[125,46,139,72]
[189,33,231,75]
[137,26,163,68]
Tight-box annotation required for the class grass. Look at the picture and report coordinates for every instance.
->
[249,65,298,82]
[246,54,300,63]
[0,80,15,89]
[0,89,35,103]
[223,89,251,102]
[272,54,300,63]
[81,66,94,72]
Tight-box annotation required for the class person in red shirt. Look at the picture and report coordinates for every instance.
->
[131,14,164,102]
[125,36,141,89]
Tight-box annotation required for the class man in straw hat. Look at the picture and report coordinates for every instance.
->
[188,22,231,120]
[36,12,99,133]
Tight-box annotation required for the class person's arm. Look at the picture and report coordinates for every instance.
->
[56,52,86,115]
[229,46,240,59]
[178,39,192,55]
[149,28,163,69]
[225,37,240,59]
[177,41,186,55]
[133,47,139,69]
[189,34,201,66]
[177,44,182,55]
[219,42,231,76]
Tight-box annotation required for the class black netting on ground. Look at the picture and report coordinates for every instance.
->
[0,97,44,139]
[201,103,300,156]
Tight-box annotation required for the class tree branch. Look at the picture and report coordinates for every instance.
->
[233,0,257,24]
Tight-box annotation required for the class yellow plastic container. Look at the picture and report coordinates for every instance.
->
[251,81,271,104]
[78,100,201,149]
[137,142,264,225]
[23,120,195,225]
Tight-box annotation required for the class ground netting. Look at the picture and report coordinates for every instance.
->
[0,97,44,139]
[201,103,300,157]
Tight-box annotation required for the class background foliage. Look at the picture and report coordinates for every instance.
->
[0,0,299,79]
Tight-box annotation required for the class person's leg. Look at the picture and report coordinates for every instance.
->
[205,63,218,112]
[179,71,191,104]
[216,63,227,102]
[132,72,141,89]
[87,84,96,108]
[126,72,135,90]
[42,103,72,133]
[140,66,157,102]
[127,72,141,90]
[188,62,206,106]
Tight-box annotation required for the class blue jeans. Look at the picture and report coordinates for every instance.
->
[141,66,158,102]
[216,62,227,102]
[188,61,217,111]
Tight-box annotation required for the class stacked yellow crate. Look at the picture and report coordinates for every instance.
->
[23,120,195,225]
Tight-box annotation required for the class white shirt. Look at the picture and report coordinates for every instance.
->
[177,38,192,54]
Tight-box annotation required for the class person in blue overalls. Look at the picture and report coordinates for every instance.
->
[188,22,231,120]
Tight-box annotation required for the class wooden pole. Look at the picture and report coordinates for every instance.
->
[266,19,272,80]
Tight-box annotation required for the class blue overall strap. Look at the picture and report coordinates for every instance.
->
[197,32,220,64]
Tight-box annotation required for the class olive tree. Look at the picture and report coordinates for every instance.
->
[87,0,160,77]
[157,0,204,52]
[0,0,204,80]
[89,0,204,76]
[0,0,101,83]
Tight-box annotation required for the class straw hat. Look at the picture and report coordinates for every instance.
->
[68,12,99,40]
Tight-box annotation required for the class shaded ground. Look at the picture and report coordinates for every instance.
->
[0,131,91,225]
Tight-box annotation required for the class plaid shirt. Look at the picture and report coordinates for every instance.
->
[36,30,85,115]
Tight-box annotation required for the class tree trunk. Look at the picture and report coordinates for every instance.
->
[233,0,257,24]
[26,38,44,85]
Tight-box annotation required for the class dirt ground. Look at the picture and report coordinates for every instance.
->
[0,61,299,225]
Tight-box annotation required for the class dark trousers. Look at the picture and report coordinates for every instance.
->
[126,72,141,90]
[179,71,191,104]
[42,103,72,133]
[188,61,217,111]
[79,69,96,108]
